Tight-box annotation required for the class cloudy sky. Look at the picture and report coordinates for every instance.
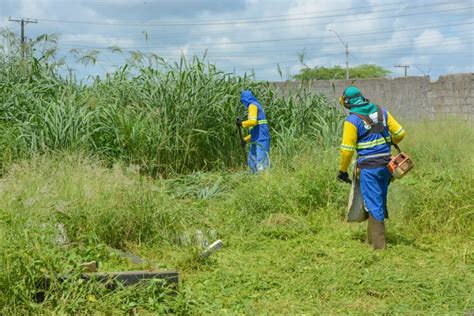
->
[1,0,473,81]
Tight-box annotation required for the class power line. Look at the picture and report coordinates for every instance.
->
[37,1,408,26]
[58,20,474,52]
[413,64,431,76]
[328,29,349,80]
[55,47,471,81]
[41,7,467,51]
[59,29,473,53]
[32,1,408,26]
[59,23,473,55]
[33,1,469,27]
[68,45,474,70]
[59,1,469,42]
[56,24,474,65]
[350,50,472,57]
[58,35,473,64]
[317,34,472,56]
[57,44,472,76]
[3,2,469,79]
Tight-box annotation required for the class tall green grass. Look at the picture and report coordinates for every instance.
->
[0,29,343,176]
[390,120,474,234]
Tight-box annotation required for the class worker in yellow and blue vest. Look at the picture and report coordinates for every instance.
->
[337,86,406,250]
[236,90,271,173]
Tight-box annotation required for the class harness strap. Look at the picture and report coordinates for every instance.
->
[393,143,402,154]
[351,105,389,143]
[350,106,405,167]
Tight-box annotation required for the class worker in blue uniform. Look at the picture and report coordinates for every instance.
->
[337,86,406,249]
[236,90,271,173]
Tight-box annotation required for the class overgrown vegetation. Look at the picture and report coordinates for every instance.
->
[0,30,472,314]
[294,64,390,81]
[1,121,472,314]
[0,28,343,176]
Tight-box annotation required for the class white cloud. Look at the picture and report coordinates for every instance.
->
[18,0,49,18]
[62,33,136,48]
[414,29,465,53]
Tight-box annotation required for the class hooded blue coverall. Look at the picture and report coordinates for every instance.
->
[240,90,271,173]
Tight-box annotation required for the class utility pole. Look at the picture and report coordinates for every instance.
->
[8,17,38,57]
[395,64,410,77]
[329,29,349,81]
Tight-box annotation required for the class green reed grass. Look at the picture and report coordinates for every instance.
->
[0,30,343,176]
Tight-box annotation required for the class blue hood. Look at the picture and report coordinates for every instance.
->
[240,90,258,108]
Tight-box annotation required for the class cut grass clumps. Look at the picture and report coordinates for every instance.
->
[0,156,196,314]
[0,219,190,314]
[0,120,473,313]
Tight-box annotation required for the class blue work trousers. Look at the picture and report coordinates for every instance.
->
[248,139,270,173]
[360,166,391,222]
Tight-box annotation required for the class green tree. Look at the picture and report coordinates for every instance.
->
[293,64,390,80]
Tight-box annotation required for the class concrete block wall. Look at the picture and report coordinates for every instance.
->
[430,73,474,120]
[271,73,473,121]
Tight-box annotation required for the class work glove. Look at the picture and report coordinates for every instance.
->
[235,118,243,127]
[337,170,352,184]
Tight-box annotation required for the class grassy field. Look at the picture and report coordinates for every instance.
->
[0,30,473,314]
[1,121,472,314]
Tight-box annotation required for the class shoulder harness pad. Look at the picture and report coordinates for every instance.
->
[350,105,385,138]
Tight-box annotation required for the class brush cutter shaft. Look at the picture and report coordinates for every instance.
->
[237,125,247,162]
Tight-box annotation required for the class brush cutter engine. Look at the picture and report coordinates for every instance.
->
[387,151,414,179]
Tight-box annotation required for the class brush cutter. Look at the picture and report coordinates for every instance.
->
[236,119,247,164]
[388,143,414,179]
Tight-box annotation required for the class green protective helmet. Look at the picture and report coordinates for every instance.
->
[339,86,369,109]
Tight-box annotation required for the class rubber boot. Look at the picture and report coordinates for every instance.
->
[368,214,386,250]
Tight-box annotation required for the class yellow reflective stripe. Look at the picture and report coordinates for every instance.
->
[393,127,404,136]
[249,120,268,130]
[356,137,389,149]
[248,116,258,120]
[340,144,356,151]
